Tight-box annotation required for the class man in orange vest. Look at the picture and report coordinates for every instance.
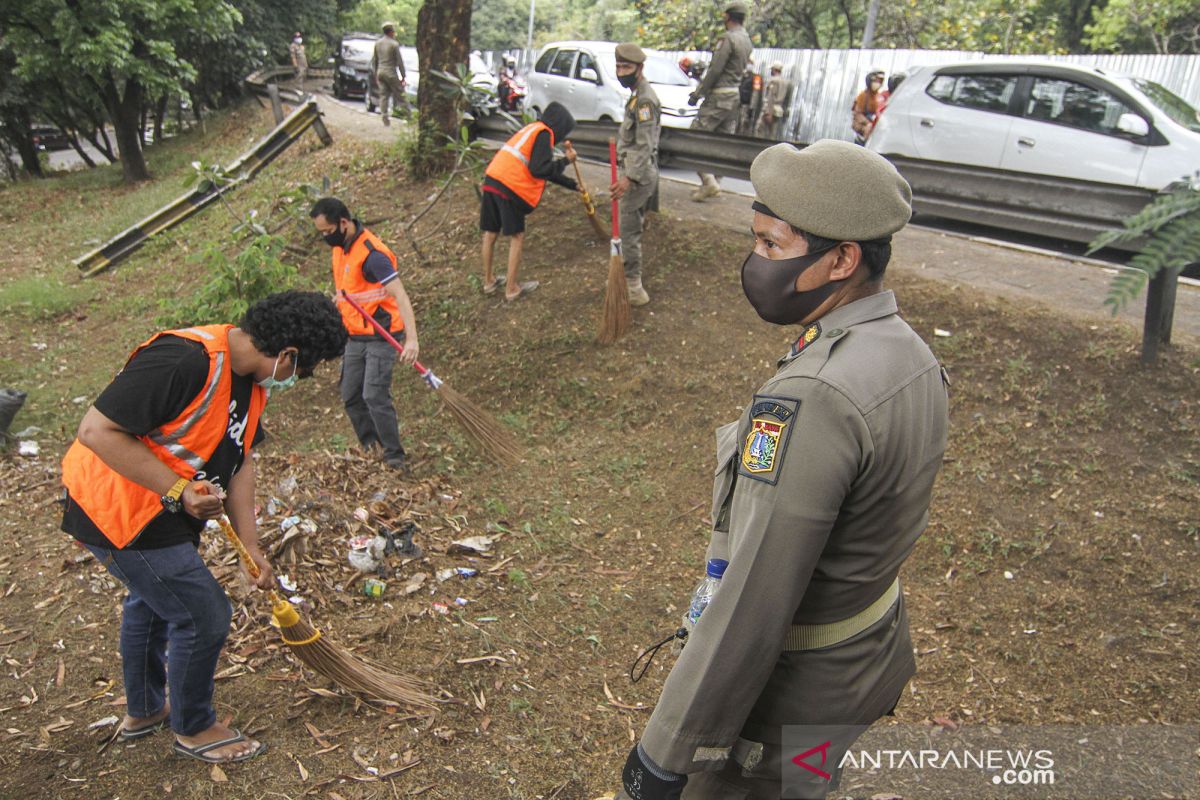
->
[479,101,578,301]
[60,291,347,764]
[310,197,420,470]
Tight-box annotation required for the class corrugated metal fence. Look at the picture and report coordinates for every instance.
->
[482,48,1200,144]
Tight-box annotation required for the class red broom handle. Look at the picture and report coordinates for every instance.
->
[340,290,442,389]
[608,138,619,240]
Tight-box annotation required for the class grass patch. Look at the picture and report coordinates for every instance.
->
[0,276,96,319]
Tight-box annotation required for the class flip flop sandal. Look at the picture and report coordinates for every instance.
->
[482,275,508,296]
[118,716,169,741]
[504,280,540,302]
[173,729,268,764]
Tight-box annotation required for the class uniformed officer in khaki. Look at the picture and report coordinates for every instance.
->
[688,1,753,201]
[615,141,950,799]
[610,42,662,308]
[755,61,792,140]
[371,22,408,126]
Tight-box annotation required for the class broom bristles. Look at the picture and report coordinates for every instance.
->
[436,383,522,466]
[597,248,631,345]
[279,615,440,709]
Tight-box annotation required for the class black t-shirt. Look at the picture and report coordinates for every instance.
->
[62,335,264,550]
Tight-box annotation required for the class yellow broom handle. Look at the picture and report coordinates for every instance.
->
[216,514,259,578]
[572,161,597,215]
[216,514,288,606]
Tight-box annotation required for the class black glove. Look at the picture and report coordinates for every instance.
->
[687,93,700,107]
[622,743,687,800]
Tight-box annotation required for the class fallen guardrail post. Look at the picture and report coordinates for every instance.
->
[74,98,331,277]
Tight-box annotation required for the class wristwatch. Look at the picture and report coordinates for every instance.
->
[160,477,189,514]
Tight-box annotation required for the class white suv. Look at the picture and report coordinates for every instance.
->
[526,41,698,129]
[867,61,1200,190]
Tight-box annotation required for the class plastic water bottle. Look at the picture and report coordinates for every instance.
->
[686,559,729,624]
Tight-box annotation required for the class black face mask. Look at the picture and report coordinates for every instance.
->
[740,246,841,325]
[617,71,638,89]
[323,227,345,249]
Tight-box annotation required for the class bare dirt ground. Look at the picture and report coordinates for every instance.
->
[0,100,1196,800]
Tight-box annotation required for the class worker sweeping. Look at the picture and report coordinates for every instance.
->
[311,197,420,472]
[479,101,579,301]
[60,291,347,764]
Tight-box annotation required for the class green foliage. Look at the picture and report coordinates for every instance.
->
[339,0,422,43]
[1084,0,1200,54]
[160,234,309,326]
[1089,180,1200,314]
[635,0,725,50]
[0,276,96,319]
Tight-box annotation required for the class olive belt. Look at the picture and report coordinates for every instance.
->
[784,578,900,651]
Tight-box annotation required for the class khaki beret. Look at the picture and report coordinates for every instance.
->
[749,140,912,240]
[725,1,750,15]
[614,43,646,65]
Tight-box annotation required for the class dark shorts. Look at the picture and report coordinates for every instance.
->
[480,190,526,236]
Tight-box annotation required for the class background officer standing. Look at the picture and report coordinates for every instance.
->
[289,32,307,87]
[371,22,408,126]
[610,42,661,308]
[616,141,949,799]
[688,1,752,202]
[755,61,792,139]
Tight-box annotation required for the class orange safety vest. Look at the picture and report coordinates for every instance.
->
[485,120,554,208]
[61,325,267,549]
[333,227,403,338]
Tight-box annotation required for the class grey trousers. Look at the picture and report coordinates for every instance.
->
[340,338,404,460]
[620,171,657,280]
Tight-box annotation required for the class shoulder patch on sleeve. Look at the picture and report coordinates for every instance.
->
[737,395,800,485]
[637,103,653,122]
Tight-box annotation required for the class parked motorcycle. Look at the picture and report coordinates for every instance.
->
[497,57,526,114]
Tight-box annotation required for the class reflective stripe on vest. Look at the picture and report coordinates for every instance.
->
[332,228,403,337]
[60,325,266,549]
[484,121,553,208]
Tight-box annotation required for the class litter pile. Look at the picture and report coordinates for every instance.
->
[194,447,511,707]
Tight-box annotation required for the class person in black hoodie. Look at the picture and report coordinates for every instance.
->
[480,101,578,301]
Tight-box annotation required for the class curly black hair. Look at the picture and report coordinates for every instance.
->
[240,290,348,377]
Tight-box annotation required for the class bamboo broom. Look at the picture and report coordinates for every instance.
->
[216,514,439,709]
[572,159,608,240]
[340,290,521,466]
[597,138,631,345]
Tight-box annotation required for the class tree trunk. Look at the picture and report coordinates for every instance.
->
[413,0,472,178]
[153,93,168,143]
[103,77,151,182]
[1,108,45,178]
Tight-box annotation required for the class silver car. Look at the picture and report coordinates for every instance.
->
[867,60,1200,190]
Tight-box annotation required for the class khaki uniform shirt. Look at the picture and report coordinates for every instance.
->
[762,75,791,118]
[289,41,307,69]
[640,291,950,775]
[616,76,661,186]
[696,25,752,99]
[371,37,406,79]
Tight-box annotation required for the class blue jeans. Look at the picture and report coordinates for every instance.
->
[86,542,232,736]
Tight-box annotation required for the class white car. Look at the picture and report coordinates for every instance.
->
[867,60,1200,190]
[526,41,698,128]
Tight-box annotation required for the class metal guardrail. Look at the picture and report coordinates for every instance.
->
[477,113,1187,361]
[74,99,331,277]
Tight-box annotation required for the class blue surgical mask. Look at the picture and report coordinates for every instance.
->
[258,354,299,393]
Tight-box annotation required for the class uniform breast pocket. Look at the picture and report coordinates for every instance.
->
[710,421,740,534]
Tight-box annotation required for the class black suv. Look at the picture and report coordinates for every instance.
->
[331,33,380,104]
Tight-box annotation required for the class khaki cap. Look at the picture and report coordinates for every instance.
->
[749,140,912,240]
[614,42,646,64]
[770,60,784,72]
[725,1,750,14]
